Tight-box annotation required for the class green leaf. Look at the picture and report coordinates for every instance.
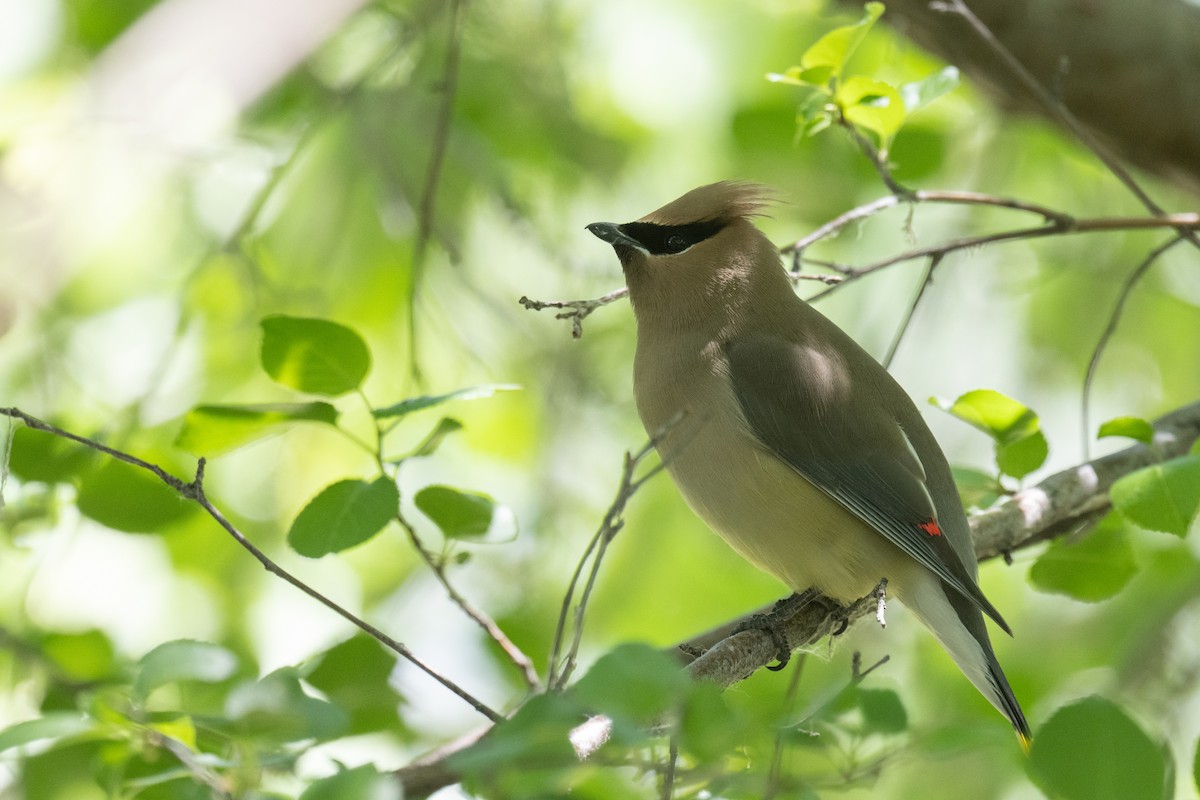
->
[996,429,1049,480]
[572,643,690,729]
[677,683,742,763]
[260,315,371,396]
[1097,416,1155,445]
[0,714,93,754]
[899,66,960,113]
[224,667,347,743]
[451,693,583,781]
[415,484,501,540]
[176,402,339,455]
[933,389,1048,479]
[857,687,908,733]
[1030,696,1170,800]
[372,383,520,420]
[952,465,1006,511]
[76,459,193,533]
[932,389,1039,444]
[42,630,115,683]
[798,2,884,80]
[7,426,94,484]
[1193,735,1200,794]
[838,76,905,146]
[300,764,400,800]
[406,417,464,460]
[306,636,402,736]
[1110,455,1200,536]
[1029,515,1138,601]
[288,477,399,557]
[133,640,239,702]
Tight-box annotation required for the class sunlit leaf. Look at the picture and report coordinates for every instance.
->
[1109,455,1200,536]
[288,477,399,557]
[372,384,519,420]
[260,315,371,396]
[1029,515,1137,601]
[900,66,960,113]
[839,76,905,145]
[678,683,742,763]
[306,636,402,736]
[933,389,1048,479]
[1097,416,1155,445]
[176,402,339,455]
[798,2,884,80]
[1030,696,1169,800]
[952,465,1006,511]
[43,630,115,683]
[134,640,239,701]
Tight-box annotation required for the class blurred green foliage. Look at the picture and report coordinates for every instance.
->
[1,0,1199,798]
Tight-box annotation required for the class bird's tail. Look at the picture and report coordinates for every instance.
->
[899,575,1031,749]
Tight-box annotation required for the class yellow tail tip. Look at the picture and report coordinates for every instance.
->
[1017,730,1032,756]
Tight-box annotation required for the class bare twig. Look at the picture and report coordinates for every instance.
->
[765,654,807,800]
[548,423,674,691]
[519,287,631,339]
[1081,235,1186,459]
[396,509,540,689]
[661,736,679,800]
[881,253,941,370]
[803,213,1200,302]
[836,115,914,199]
[783,190,1073,257]
[0,407,502,724]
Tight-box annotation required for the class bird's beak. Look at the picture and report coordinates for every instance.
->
[586,222,642,250]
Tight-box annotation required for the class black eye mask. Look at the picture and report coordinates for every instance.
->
[617,219,726,255]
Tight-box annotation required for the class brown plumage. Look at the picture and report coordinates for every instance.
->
[587,182,1030,747]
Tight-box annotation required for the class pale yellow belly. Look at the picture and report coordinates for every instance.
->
[659,413,918,604]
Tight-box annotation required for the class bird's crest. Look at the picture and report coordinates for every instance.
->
[638,181,775,227]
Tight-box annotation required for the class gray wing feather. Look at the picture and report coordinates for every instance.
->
[724,336,1010,634]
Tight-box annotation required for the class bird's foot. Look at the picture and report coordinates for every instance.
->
[734,589,820,671]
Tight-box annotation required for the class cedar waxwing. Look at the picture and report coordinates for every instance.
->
[586,181,1030,747]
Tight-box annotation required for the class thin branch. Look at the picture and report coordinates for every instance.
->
[525,204,1198,335]
[881,253,941,370]
[548,427,671,691]
[394,399,1200,795]
[932,0,1162,215]
[765,654,807,800]
[519,287,630,339]
[804,213,1200,302]
[396,509,541,689]
[932,0,1200,253]
[410,0,469,380]
[661,736,679,800]
[836,115,913,199]
[782,189,1073,256]
[1081,235,1186,459]
[0,407,502,724]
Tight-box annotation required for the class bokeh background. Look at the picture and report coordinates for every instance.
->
[2,0,1199,797]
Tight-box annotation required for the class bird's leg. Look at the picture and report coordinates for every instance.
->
[732,588,820,671]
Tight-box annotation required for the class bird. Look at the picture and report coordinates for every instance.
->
[585,181,1030,747]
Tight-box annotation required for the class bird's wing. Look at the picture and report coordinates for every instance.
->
[724,335,1010,633]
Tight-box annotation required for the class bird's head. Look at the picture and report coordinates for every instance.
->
[586,181,782,328]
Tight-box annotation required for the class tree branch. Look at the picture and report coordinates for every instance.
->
[0,407,503,724]
[393,398,1200,793]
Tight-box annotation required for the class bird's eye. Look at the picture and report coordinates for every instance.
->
[665,234,688,253]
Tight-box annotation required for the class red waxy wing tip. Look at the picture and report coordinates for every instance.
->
[919,519,942,536]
